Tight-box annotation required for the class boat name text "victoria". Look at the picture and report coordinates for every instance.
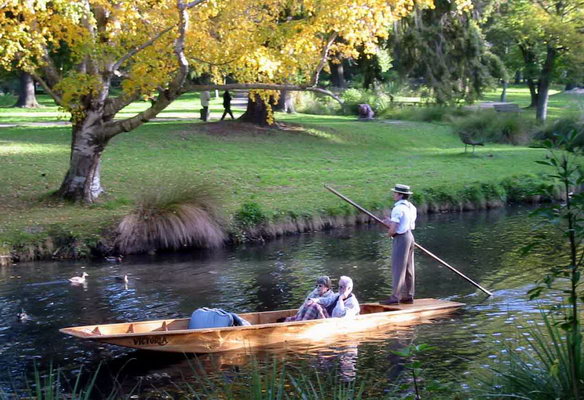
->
[133,335,168,346]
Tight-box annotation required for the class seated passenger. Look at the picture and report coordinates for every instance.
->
[286,276,334,322]
[295,276,360,321]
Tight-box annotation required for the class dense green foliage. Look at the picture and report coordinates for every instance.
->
[389,0,505,104]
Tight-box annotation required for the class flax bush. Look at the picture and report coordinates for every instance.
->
[116,180,226,254]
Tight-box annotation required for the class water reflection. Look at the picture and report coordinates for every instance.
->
[0,205,561,394]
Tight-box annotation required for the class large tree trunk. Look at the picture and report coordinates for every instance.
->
[526,78,538,108]
[331,61,347,88]
[514,70,522,84]
[14,72,39,108]
[57,115,108,203]
[274,90,295,114]
[535,47,556,124]
[239,94,274,125]
[535,84,550,123]
[500,81,508,102]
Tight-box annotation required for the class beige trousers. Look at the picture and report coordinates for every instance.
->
[389,231,415,302]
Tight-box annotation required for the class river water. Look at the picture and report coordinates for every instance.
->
[0,205,564,396]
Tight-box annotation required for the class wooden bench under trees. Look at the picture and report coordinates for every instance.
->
[493,103,521,113]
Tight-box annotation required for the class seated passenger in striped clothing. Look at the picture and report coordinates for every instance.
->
[294,276,360,320]
[286,276,334,322]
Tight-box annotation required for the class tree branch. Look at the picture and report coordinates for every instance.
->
[311,32,338,86]
[104,0,192,139]
[111,26,174,72]
[185,83,343,103]
[31,73,65,107]
[103,92,140,119]
[185,0,207,9]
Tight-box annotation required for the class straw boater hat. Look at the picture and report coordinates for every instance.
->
[391,184,413,195]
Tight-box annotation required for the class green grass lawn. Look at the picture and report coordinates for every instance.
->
[0,85,580,252]
[480,84,584,120]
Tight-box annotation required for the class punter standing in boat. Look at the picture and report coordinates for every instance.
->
[381,184,417,305]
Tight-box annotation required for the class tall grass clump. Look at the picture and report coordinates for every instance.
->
[116,181,226,254]
[171,357,392,399]
[451,110,534,145]
[168,348,458,399]
[476,313,583,400]
[0,363,122,400]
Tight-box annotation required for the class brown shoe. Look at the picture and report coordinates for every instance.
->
[400,298,414,304]
[380,298,399,305]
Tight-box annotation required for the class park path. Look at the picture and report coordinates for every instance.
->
[0,90,250,128]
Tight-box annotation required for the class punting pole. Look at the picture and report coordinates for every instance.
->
[324,184,493,297]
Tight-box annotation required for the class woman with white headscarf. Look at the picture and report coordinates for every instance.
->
[295,276,360,320]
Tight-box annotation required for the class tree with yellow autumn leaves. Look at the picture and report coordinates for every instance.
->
[0,0,432,203]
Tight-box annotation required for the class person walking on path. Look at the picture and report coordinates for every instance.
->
[221,90,235,120]
[380,184,417,305]
[200,90,211,121]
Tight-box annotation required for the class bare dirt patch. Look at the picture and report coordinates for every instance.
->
[177,120,337,139]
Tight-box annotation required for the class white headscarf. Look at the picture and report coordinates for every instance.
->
[339,276,353,297]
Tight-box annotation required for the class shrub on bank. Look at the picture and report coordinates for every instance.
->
[380,105,473,123]
[534,114,584,149]
[451,111,535,145]
[340,89,392,116]
[294,91,341,115]
[116,182,226,254]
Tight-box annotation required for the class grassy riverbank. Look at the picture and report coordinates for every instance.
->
[0,88,578,260]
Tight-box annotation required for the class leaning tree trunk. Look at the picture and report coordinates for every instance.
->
[57,114,108,203]
[331,61,347,89]
[514,70,522,84]
[526,79,538,108]
[14,72,39,108]
[535,81,550,124]
[499,80,508,102]
[535,46,556,124]
[274,90,295,114]
[239,94,274,126]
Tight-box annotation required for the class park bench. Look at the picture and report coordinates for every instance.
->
[459,132,484,154]
[493,103,521,113]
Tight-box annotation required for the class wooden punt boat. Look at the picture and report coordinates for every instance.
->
[60,298,463,353]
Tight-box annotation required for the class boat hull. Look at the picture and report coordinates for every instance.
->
[60,298,463,353]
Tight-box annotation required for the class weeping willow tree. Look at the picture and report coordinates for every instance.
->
[390,0,506,104]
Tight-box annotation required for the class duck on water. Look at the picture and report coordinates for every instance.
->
[69,272,88,284]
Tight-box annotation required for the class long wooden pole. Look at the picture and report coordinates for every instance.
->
[324,184,493,297]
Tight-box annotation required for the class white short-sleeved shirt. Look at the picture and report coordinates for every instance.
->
[200,91,211,107]
[390,200,417,234]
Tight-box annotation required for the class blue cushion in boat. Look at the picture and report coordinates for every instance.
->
[188,308,234,329]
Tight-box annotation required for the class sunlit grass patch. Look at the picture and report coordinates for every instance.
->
[0,142,68,155]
